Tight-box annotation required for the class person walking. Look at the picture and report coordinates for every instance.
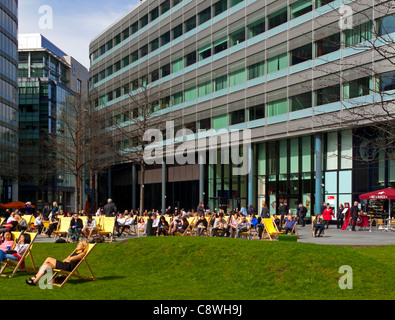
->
[350,201,359,232]
[337,204,345,229]
[298,203,307,227]
[322,204,335,229]
[103,198,117,217]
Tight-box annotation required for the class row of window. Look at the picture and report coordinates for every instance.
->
[90,0,184,62]
[93,14,391,110]
[92,0,358,86]
[108,73,394,138]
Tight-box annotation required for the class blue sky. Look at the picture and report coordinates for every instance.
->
[19,0,141,69]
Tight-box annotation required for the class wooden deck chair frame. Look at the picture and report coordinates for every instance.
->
[0,232,38,278]
[21,215,33,232]
[311,216,326,237]
[50,243,97,288]
[261,218,283,241]
[53,217,71,241]
[122,215,139,237]
[174,218,195,236]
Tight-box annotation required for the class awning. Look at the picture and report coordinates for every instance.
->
[359,188,395,200]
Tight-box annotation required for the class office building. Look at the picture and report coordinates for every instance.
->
[89,0,395,216]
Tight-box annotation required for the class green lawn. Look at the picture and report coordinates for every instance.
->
[1,237,394,300]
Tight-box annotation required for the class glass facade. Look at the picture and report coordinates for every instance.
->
[0,0,18,203]
[89,0,395,213]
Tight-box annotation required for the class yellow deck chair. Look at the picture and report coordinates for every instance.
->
[21,215,32,231]
[261,218,283,241]
[50,243,97,288]
[98,217,116,242]
[1,232,38,278]
[53,217,71,241]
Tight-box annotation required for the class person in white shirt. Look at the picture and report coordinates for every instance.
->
[151,213,159,236]
[115,212,126,237]
[34,213,44,234]
[82,214,97,239]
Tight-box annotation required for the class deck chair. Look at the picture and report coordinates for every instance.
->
[311,216,326,237]
[53,217,71,241]
[261,218,283,241]
[20,215,33,231]
[98,217,116,242]
[1,232,38,278]
[50,243,97,288]
[122,215,139,237]
[174,217,195,236]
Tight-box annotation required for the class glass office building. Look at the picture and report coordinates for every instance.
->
[0,0,18,203]
[18,34,89,212]
[89,0,395,215]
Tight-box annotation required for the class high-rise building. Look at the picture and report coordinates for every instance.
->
[89,0,395,216]
[0,0,18,204]
[18,33,89,212]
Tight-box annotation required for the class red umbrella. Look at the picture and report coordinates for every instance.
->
[0,201,35,209]
[359,188,395,224]
[359,188,395,200]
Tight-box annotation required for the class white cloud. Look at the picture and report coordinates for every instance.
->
[19,0,139,69]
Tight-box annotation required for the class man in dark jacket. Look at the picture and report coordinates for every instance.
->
[350,201,359,231]
[103,198,117,217]
[298,203,308,227]
[68,213,83,241]
[278,201,288,228]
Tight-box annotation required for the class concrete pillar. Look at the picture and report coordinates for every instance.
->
[199,153,205,203]
[162,161,166,214]
[315,133,323,216]
[247,144,254,208]
[132,163,137,210]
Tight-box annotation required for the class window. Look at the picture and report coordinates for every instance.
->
[140,14,149,28]
[172,91,183,105]
[122,28,130,40]
[344,77,370,99]
[290,0,312,19]
[248,61,265,80]
[230,28,246,46]
[290,92,312,111]
[199,44,212,61]
[230,0,243,7]
[122,56,130,67]
[198,81,212,97]
[213,75,228,91]
[199,7,211,25]
[315,33,340,57]
[114,33,121,46]
[172,58,183,72]
[213,114,228,129]
[267,53,287,73]
[131,50,139,62]
[151,38,159,52]
[114,61,121,72]
[268,7,288,30]
[380,72,395,92]
[229,68,246,86]
[106,39,113,51]
[213,37,228,54]
[173,24,183,39]
[161,0,170,14]
[378,14,395,36]
[199,118,211,130]
[131,21,139,34]
[267,98,287,116]
[185,16,196,32]
[151,69,159,82]
[316,0,334,8]
[291,43,312,65]
[249,104,265,120]
[315,85,340,106]
[344,21,372,47]
[185,51,197,66]
[141,44,148,57]
[150,7,159,21]
[248,17,265,38]
[185,87,197,101]
[214,0,227,16]
[161,64,171,77]
[230,109,245,125]
[161,31,171,46]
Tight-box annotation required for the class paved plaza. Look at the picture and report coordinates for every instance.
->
[33,222,395,246]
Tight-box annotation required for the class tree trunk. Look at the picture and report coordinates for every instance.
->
[74,175,78,214]
[139,161,145,216]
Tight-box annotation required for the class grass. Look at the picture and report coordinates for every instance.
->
[1,236,394,300]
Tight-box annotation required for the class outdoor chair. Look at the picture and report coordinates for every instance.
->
[98,217,116,242]
[0,232,38,278]
[261,218,283,241]
[53,217,71,241]
[49,243,97,288]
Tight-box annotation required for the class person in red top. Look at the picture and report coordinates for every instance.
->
[322,203,335,229]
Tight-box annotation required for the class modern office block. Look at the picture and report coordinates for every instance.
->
[89,0,395,216]
[0,0,18,203]
[18,33,89,212]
